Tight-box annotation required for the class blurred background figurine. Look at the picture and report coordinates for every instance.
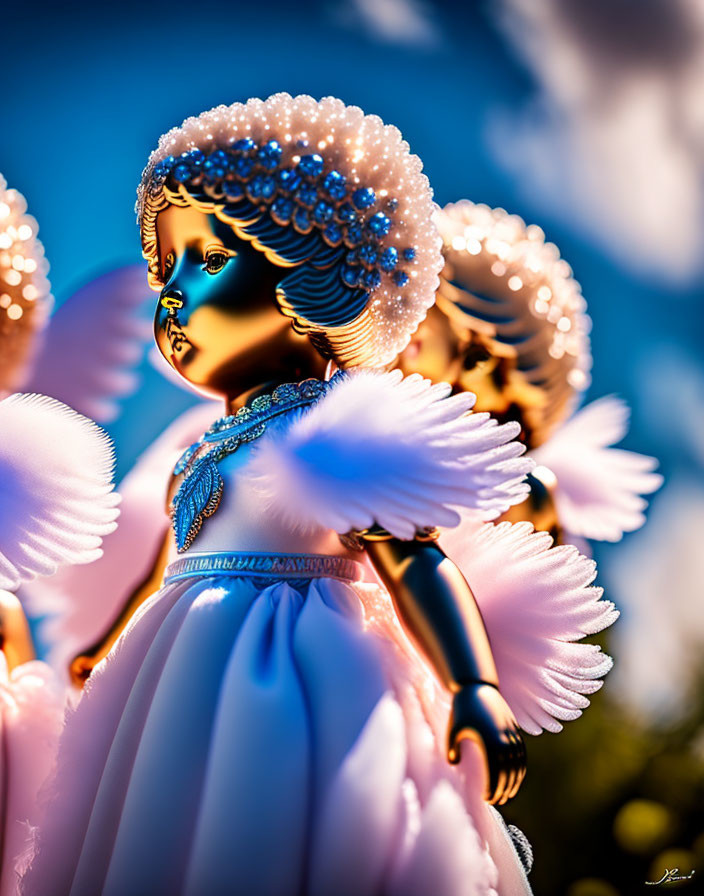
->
[0,171,120,896]
[397,200,662,549]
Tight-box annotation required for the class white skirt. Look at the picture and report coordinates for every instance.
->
[22,553,531,896]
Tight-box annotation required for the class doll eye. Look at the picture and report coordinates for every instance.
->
[203,250,231,275]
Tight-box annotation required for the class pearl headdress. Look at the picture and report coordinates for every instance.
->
[436,201,592,439]
[0,175,52,394]
[137,94,442,368]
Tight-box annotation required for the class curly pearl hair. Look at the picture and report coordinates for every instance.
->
[138,94,443,368]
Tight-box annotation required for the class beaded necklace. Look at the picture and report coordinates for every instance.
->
[171,375,341,552]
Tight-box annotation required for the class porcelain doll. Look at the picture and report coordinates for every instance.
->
[17,191,617,762]
[396,200,662,548]
[21,94,549,896]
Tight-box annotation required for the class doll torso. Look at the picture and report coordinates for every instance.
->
[178,440,360,558]
[168,376,367,565]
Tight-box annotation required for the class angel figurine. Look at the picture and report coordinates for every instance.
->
[396,200,662,549]
[0,174,120,895]
[21,94,554,896]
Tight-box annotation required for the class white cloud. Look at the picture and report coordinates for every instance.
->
[332,0,442,48]
[492,0,704,284]
[637,346,704,469]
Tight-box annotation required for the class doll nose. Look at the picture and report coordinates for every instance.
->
[160,288,184,311]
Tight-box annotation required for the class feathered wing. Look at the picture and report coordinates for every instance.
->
[0,393,119,592]
[25,401,220,670]
[22,265,152,423]
[531,396,662,542]
[245,370,532,540]
[440,515,618,736]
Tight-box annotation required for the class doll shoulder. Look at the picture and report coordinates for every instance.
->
[245,369,533,540]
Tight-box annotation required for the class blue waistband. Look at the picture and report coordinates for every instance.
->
[163,551,364,584]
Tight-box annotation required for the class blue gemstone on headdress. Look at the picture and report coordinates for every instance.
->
[297,154,324,178]
[223,180,244,199]
[202,159,219,181]
[358,244,378,267]
[323,223,343,245]
[313,201,335,225]
[179,151,196,172]
[271,197,294,224]
[336,202,357,224]
[402,247,416,261]
[162,156,175,170]
[345,249,359,264]
[233,138,256,153]
[235,157,254,179]
[363,268,381,289]
[257,140,283,171]
[322,170,347,200]
[294,207,312,232]
[380,247,399,272]
[344,223,364,247]
[277,168,302,194]
[367,212,391,237]
[393,271,409,287]
[173,163,192,183]
[296,184,317,209]
[188,148,205,167]
[352,188,376,210]
[247,175,276,201]
[341,265,360,287]
[210,149,229,169]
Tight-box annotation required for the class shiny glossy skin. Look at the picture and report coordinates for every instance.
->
[154,204,328,405]
[366,538,525,804]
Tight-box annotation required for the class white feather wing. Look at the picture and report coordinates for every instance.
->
[246,370,532,540]
[0,393,119,591]
[23,265,151,423]
[441,516,618,735]
[24,401,220,669]
[531,397,662,541]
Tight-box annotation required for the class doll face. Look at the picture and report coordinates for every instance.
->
[154,204,306,399]
[396,302,546,443]
[397,305,509,413]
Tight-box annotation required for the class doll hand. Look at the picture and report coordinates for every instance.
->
[447,683,526,805]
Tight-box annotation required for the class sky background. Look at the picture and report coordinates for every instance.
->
[3,2,704,890]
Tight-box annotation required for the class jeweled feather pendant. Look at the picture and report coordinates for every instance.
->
[172,454,224,552]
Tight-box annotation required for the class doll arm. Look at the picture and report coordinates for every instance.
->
[69,529,172,687]
[530,396,662,542]
[366,537,526,806]
[0,590,36,672]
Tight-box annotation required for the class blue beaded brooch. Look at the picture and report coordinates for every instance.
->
[171,375,342,552]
